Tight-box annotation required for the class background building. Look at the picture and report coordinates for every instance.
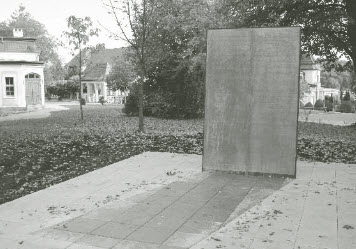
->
[0,29,45,109]
[300,54,339,105]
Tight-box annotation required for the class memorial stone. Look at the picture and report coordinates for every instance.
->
[203,27,300,177]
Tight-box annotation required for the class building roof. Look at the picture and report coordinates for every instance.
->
[0,60,44,65]
[82,63,108,81]
[0,37,36,42]
[70,47,128,82]
[300,54,320,70]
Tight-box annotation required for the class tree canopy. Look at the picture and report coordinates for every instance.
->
[218,0,356,73]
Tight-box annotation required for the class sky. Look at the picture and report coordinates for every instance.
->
[0,0,128,63]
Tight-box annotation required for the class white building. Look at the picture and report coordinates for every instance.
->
[300,54,339,105]
[67,48,129,104]
[0,29,45,109]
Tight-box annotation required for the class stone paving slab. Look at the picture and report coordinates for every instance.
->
[2,153,354,249]
[47,173,284,248]
[191,161,356,249]
[75,234,120,249]
[55,218,107,234]
[91,222,139,239]
[0,153,202,240]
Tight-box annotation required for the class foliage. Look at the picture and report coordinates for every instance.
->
[99,96,105,105]
[304,102,313,108]
[344,90,351,101]
[80,98,86,105]
[321,67,353,89]
[0,105,202,204]
[106,58,136,91]
[46,79,79,99]
[123,94,139,115]
[218,0,356,73]
[298,122,356,164]
[326,101,334,112]
[104,0,161,132]
[119,0,219,119]
[1,105,356,204]
[339,101,355,113]
[314,99,324,109]
[325,95,334,103]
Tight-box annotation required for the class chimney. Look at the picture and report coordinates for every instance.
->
[13,28,24,38]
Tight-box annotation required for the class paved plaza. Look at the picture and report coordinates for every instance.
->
[0,152,355,249]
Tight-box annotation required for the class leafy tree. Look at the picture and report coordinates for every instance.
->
[63,16,99,120]
[105,0,221,119]
[106,58,136,92]
[218,0,356,74]
[144,0,221,118]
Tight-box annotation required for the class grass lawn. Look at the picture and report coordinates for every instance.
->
[1,104,356,204]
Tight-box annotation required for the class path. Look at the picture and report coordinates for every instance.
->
[299,110,356,126]
[0,153,355,249]
[0,103,68,123]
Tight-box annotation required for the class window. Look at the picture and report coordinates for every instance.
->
[25,73,40,79]
[5,77,15,96]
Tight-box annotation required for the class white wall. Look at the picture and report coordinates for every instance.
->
[304,69,320,86]
[0,64,45,108]
[0,52,39,62]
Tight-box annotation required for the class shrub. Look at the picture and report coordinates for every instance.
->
[344,91,351,101]
[304,102,313,108]
[339,101,355,113]
[99,96,105,105]
[123,94,139,115]
[325,95,333,103]
[314,99,324,109]
[58,96,63,101]
[80,98,86,105]
[326,101,333,112]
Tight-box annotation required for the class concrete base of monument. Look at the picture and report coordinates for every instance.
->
[0,152,355,249]
[202,168,296,179]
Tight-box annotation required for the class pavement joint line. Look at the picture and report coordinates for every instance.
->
[335,165,339,249]
[160,174,242,246]
[120,176,208,241]
[292,164,315,249]
[75,175,208,242]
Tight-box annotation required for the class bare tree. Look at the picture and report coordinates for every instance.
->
[103,0,158,132]
[63,16,99,120]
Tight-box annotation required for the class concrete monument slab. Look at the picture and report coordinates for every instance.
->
[203,27,301,177]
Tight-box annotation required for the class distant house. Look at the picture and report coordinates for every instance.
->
[67,48,130,104]
[300,54,339,105]
[0,29,45,109]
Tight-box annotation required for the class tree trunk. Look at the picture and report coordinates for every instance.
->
[138,67,145,132]
[79,48,84,120]
[346,0,356,72]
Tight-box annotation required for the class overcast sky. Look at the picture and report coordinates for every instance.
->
[0,0,128,63]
